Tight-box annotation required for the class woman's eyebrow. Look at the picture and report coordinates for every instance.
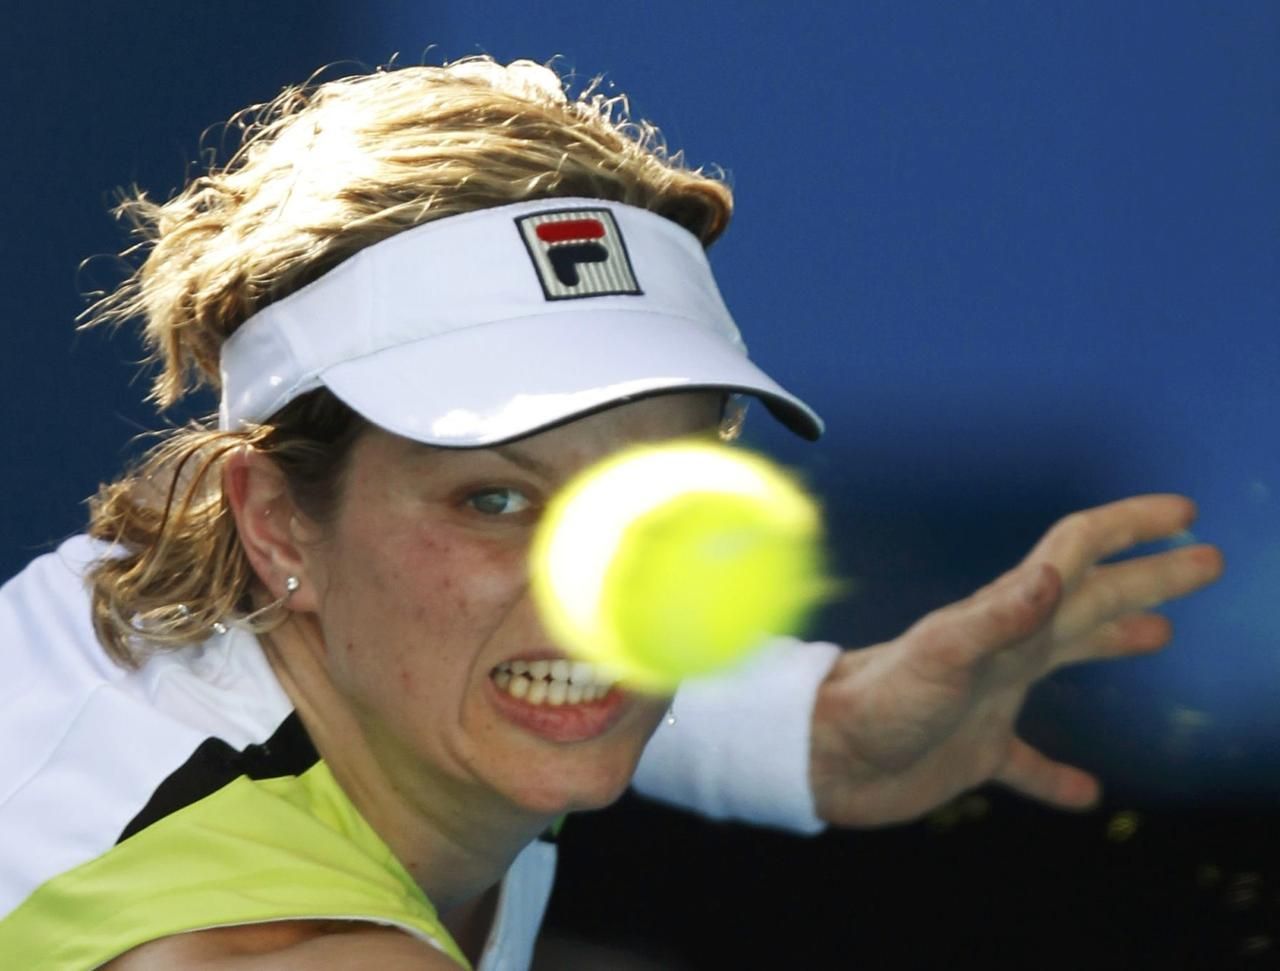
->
[491,444,557,480]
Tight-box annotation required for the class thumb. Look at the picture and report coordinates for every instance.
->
[996,736,1101,810]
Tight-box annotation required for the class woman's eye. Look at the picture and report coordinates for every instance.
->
[466,488,533,517]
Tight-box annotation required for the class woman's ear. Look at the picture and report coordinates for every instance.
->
[223,447,322,612]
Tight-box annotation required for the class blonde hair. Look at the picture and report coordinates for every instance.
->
[85,57,734,667]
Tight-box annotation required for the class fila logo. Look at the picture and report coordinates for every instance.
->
[517,208,642,300]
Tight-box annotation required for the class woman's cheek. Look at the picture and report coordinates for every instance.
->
[426,531,532,617]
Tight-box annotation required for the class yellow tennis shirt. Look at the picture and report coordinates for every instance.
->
[0,538,554,970]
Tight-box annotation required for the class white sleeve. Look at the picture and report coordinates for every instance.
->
[630,637,841,835]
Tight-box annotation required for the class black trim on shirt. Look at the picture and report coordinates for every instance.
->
[117,711,319,843]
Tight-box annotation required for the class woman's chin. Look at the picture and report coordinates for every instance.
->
[504,764,637,819]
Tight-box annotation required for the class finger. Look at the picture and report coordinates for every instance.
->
[1023,494,1198,584]
[1052,543,1224,642]
[910,562,1062,675]
[995,737,1101,810]
[1051,611,1173,669]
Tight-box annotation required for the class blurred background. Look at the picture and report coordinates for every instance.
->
[2,2,1276,966]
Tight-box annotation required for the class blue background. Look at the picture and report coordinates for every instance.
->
[2,3,1277,964]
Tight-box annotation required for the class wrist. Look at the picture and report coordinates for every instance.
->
[807,643,891,827]
[632,637,842,833]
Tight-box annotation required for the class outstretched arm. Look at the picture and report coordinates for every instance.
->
[634,494,1222,832]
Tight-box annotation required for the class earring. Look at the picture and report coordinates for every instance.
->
[664,705,678,727]
[237,575,301,628]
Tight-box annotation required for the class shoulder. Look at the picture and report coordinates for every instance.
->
[0,534,115,676]
[104,920,464,969]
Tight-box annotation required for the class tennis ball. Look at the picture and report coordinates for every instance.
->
[530,441,828,692]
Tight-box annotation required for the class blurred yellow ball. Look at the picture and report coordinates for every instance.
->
[530,441,828,692]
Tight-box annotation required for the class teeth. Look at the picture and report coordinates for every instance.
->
[491,657,618,706]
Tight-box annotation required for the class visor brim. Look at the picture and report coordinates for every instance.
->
[319,310,823,447]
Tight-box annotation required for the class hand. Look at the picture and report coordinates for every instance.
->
[808,494,1224,827]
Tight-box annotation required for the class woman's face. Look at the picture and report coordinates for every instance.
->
[291,393,724,818]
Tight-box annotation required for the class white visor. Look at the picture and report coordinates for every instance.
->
[219,197,823,445]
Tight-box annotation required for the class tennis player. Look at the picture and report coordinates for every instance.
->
[0,58,1222,969]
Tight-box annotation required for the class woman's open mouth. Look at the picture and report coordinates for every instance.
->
[490,658,617,705]
[487,657,632,742]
